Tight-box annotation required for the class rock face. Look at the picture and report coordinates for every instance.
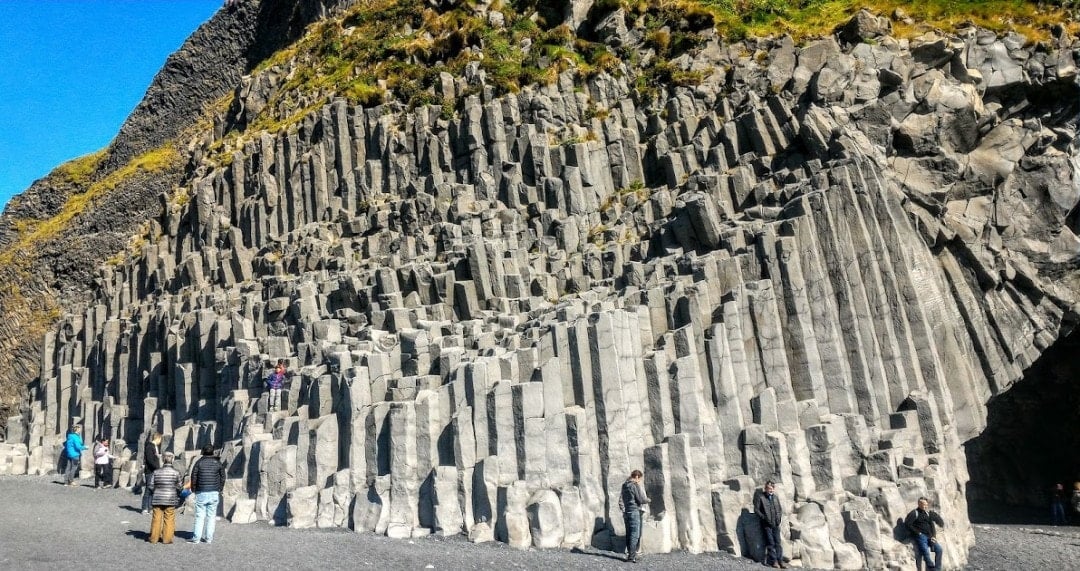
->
[0,0,359,423]
[3,6,1080,570]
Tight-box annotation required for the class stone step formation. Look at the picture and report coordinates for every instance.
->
[3,7,1079,570]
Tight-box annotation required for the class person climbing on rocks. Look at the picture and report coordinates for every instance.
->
[754,480,787,569]
[62,425,87,486]
[618,469,649,563]
[905,497,945,571]
[141,432,163,514]
[266,358,287,412]
[148,452,183,544]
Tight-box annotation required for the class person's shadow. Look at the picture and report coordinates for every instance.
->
[570,547,626,562]
[125,529,150,541]
[119,505,143,513]
[125,529,197,542]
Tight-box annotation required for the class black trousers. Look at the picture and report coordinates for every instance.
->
[94,464,111,487]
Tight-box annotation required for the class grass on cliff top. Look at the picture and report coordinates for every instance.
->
[225,0,1074,142]
[710,0,1079,41]
[54,150,107,187]
[0,145,180,267]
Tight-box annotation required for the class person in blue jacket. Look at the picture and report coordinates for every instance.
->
[62,425,88,486]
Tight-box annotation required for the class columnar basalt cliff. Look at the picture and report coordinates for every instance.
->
[2,2,1079,569]
[0,0,356,421]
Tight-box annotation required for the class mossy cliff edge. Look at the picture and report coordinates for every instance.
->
[1,1,1078,568]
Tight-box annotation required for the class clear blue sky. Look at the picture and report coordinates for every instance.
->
[0,0,220,208]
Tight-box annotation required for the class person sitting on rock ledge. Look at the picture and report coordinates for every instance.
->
[754,481,787,569]
[905,497,945,571]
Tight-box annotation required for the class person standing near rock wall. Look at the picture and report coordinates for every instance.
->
[905,497,945,571]
[148,452,183,544]
[61,426,86,486]
[141,432,163,514]
[618,469,649,563]
[754,481,787,569]
[92,437,114,489]
[188,444,225,544]
[1050,483,1069,525]
[1071,482,1080,524]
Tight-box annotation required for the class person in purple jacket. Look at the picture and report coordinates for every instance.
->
[266,359,287,412]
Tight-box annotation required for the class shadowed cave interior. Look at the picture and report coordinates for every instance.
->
[965,327,1080,524]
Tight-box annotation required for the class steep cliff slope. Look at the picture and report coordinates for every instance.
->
[0,0,357,422]
[2,1,1079,569]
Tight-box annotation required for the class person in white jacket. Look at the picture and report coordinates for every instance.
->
[92,438,115,489]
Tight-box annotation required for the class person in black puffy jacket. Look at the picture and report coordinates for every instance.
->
[188,444,226,544]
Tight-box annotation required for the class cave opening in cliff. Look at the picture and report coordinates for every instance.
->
[965,328,1080,523]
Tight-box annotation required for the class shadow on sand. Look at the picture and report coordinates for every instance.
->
[570,547,627,562]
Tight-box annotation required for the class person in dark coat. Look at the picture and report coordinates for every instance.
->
[188,444,226,544]
[1051,483,1068,525]
[905,497,945,570]
[754,481,787,569]
[141,432,163,514]
[618,469,649,563]
[148,452,183,544]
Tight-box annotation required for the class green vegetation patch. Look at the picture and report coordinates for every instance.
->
[0,144,180,267]
[700,0,1077,42]
[232,0,1075,141]
[54,150,107,187]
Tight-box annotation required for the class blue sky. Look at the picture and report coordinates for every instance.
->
[0,0,220,208]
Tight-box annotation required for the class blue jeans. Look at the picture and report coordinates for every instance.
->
[192,491,220,543]
[763,525,784,565]
[1051,500,1067,525]
[623,509,642,559]
[63,456,80,484]
[914,533,943,570]
[141,471,154,511]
